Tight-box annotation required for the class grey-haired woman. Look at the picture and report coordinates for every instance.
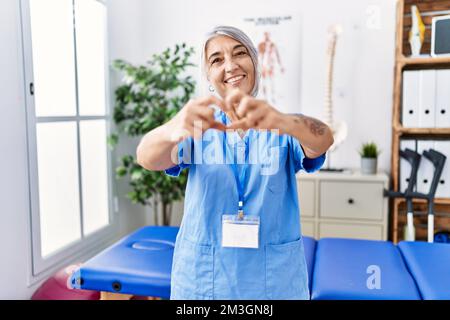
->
[137,26,333,299]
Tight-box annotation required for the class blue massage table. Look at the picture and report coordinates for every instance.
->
[71,226,179,299]
[398,241,450,300]
[311,238,421,300]
[70,226,450,300]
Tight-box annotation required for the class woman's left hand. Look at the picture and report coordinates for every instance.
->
[224,88,284,132]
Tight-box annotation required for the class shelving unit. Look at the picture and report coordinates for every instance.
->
[400,56,450,67]
[390,0,450,243]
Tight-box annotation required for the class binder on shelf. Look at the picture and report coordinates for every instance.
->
[402,70,420,127]
[400,140,417,193]
[417,140,435,194]
[435,69,450,128]
[434,141,450,198]
[418,70,436,128]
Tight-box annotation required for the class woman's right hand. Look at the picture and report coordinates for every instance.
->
[170,95,228,142]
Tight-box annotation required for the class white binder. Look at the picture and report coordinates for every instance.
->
[417,140,435,194]
[434,141,450,198]
[435,69,450,128]
[402,71,420,127]
[400,140,416,192]
[418,70,436,128]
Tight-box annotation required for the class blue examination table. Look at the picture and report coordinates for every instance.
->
[70,226,450,300]
[71,226,179,298]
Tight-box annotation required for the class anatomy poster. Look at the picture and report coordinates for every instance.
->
[237,15,302,114]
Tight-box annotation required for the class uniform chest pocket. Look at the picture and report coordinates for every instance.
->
[171,238,214,299]
[263,146,288,194]
[265,237,310,299]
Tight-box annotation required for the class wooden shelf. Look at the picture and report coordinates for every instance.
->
[400,55,450,69]
[397,127,450,138]
[395,197,450,206]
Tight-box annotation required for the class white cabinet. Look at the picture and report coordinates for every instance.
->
[318,222,384,240]
[297,170,389,241]
[301,220,315,238]
[297,180,315,217]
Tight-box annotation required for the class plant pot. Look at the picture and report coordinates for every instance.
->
[361,157,377,174]
[151,200,173,226]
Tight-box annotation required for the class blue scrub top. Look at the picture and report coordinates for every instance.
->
[165,110,325,299]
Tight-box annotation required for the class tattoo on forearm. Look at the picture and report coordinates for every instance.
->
[293,114,326,136]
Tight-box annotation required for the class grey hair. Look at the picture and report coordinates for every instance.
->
[201,25,260,97]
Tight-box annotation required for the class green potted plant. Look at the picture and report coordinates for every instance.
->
[108,43,196,225]
[358,141,381,174]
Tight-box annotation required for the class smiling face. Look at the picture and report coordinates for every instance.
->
[205,35,255,99]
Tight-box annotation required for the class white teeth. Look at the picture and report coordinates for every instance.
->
[225,75,244,84]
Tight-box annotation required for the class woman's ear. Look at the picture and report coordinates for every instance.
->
[205,66,211,82]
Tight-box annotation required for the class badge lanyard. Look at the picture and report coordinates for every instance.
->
[230,135,247,220]
[231,160,246,220]
[223,114,248,220]
[222,129,260,249]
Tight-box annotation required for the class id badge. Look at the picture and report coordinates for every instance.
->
[222,214,260,249]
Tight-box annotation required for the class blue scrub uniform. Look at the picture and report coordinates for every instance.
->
[165,110,325,300]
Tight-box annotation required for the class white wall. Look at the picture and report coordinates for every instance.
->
[300,0,396,171]
[107,0,189,228]
[107,0,185,229]
[139,0,396,172]
[107,0,151,235]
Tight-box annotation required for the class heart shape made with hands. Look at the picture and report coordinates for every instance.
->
[215,89,251,137]
[219,88,252,126]
[227,106,246,138]
[225,103,241,122]
[210,88,274,137]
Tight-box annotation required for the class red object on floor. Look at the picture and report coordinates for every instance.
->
[31,263,100,300]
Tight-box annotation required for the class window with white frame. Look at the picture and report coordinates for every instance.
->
[21,0,114,276]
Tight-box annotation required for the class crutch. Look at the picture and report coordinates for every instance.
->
[384,148,422,241]
[406,149,446,243]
